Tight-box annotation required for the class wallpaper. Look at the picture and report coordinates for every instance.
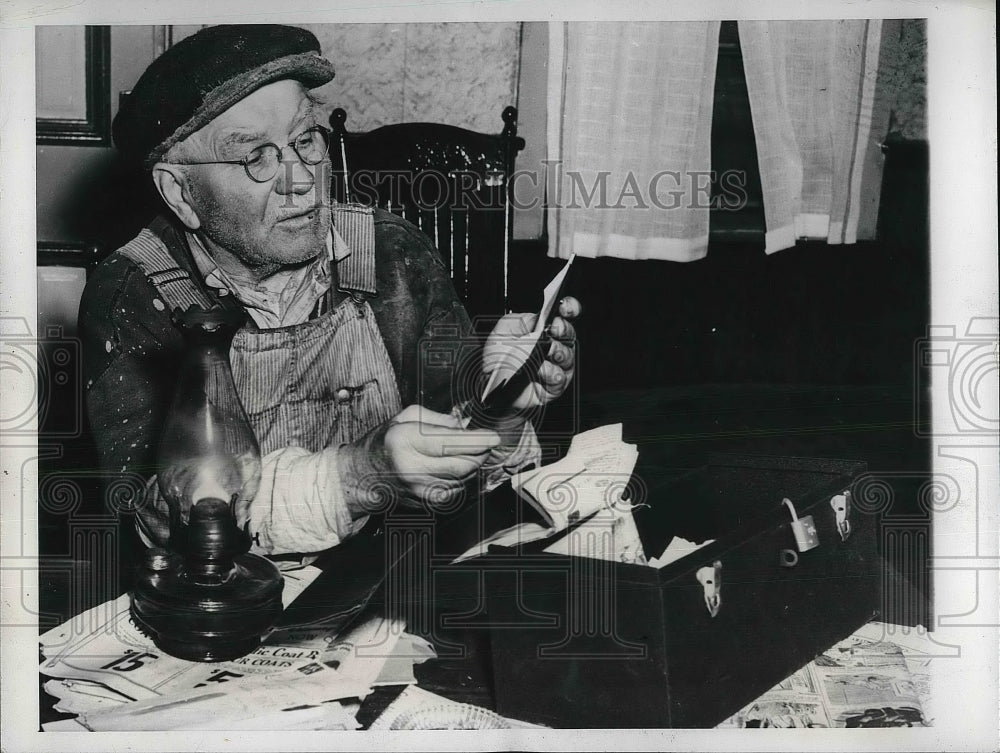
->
[302,23,522,134]
[877,19,927,141]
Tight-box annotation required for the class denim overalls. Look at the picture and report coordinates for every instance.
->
[121,205,402,463]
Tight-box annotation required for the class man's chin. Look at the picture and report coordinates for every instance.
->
[268,213,329,264]
[269,245,324,269]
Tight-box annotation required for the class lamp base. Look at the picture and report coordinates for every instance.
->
[130,548,283,663]
[140,631,265,664]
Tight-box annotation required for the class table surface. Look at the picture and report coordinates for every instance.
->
[42,607,931,730]
[38,501,927,730]
[39,487,914,729]
[38,383,931,728]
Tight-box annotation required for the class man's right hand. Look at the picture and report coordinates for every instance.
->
[341,405,501,516]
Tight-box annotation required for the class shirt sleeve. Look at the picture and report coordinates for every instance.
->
[133,444,369,559]
[246,413,543,553]
[247,446,369,555]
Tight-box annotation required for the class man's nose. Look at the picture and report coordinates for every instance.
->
[274,154,316,196]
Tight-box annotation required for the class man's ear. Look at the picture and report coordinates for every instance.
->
[151,164,201,230]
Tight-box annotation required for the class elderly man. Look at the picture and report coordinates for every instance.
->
[80,25,577,561]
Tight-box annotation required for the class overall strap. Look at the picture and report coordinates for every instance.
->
[332,203,377,297]
[123,208,376,310]
[119,226,218,313]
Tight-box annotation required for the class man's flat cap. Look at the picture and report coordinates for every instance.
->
[113,25,335,169]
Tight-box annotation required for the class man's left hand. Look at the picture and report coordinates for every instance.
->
[484,296,581,412]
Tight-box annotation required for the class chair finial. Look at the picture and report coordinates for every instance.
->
[501,106,518,136]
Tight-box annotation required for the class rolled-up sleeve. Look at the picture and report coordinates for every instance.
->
[249,446,369,555]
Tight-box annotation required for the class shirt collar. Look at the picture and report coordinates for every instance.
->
[186,226,352,328]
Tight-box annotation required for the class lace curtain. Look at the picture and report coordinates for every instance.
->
[547,21,722,261]
[739,20,887,253]
[546,20,889,259]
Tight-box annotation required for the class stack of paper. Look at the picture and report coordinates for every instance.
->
[515,424,640,531]
[39,566,434,731]
[453,424,645,564]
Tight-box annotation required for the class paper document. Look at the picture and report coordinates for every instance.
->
[648,536,716,568]
[509,458,589,530]
[510,423,639,532]
[543,505,647,564]
[481,254,574,400]
[456,423,645,564]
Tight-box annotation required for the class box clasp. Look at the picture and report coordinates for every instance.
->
[695,560,723,618]
[782,497,819,552]
[830,491,852,542]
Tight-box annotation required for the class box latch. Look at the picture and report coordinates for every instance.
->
[782,497,819,552]
[695,560,723,618]
[830,491,852,542]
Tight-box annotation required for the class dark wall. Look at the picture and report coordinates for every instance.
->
[507,21,929,395]
[508,138,929,394]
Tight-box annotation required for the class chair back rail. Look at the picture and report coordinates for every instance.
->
[330,107,525,318]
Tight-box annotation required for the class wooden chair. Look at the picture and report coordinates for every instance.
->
[329,107,525,319]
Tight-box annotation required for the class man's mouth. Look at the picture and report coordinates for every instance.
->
[277,209,316,226]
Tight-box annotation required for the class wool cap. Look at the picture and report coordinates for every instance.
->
[113,25,335,169]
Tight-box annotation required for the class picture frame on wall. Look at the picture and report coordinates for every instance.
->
[36,25,111,146]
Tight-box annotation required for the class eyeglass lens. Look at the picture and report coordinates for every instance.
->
[245,127,329,182]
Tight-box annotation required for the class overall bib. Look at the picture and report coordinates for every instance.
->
[122,206,401,455]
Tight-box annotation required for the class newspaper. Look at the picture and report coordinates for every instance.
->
[39,565,424,730]
[71,659,368,731]
[850,621,937,724]
[43,610,405,730]
[39,567,330,707]
[716,627,931,728]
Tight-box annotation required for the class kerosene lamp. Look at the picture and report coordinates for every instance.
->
[130,304,283,662]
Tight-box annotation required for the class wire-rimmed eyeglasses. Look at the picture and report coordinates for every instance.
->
[167,125,331,183]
